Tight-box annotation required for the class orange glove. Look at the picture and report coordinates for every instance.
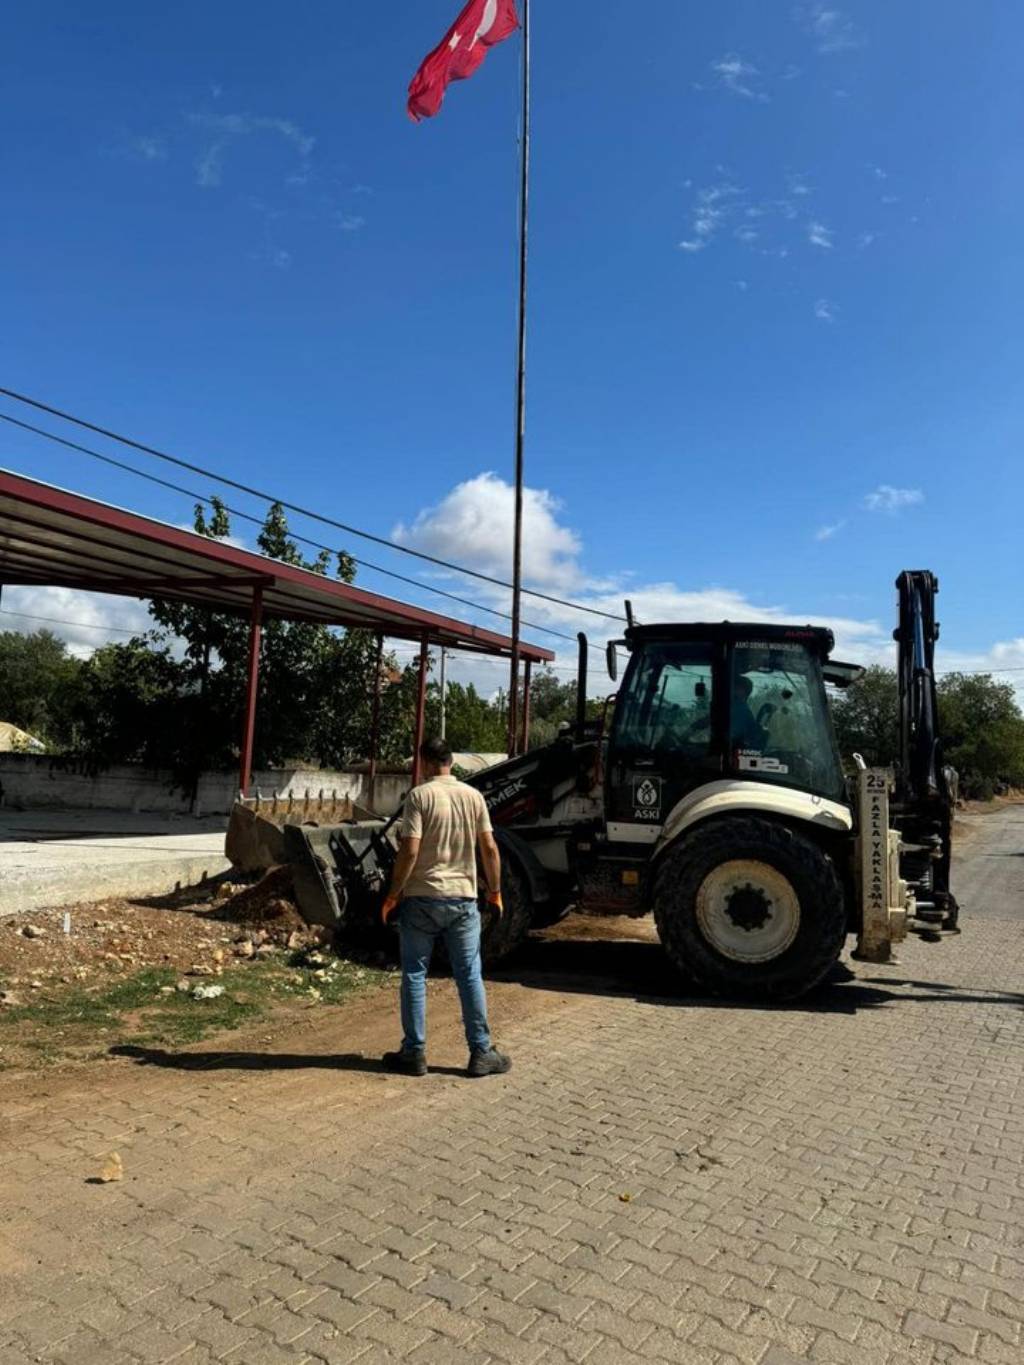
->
[381,894,401,925]
[486,890,504,915]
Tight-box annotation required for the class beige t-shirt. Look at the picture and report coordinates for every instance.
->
[400,775,493,900]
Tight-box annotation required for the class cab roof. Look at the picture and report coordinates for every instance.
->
[623,621,836,656]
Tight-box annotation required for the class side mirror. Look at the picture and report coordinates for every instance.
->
[606,641,618,681]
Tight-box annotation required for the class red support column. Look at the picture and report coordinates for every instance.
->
[367,632,384,808]
[410,635,429,787]
[520,658,532,755]
[238,587,263,797]
[506,660,519,759]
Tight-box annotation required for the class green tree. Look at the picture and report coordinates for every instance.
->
[425,680,506,753]
[0,630,81,747]
[830,666,900,768]
[936,673,1024,799]
[830,665,1024,799]
[524,666,607,748]
[146,498,385,778]
[60,638,188,771]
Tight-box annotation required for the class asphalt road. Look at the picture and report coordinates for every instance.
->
[953,806,1024,920]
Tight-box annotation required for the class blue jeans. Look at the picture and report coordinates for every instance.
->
[398,897,491,1055]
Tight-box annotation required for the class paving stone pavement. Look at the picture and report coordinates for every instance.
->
[1,808,1022,1365]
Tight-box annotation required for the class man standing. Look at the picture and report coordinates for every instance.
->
[381,736,511,1079]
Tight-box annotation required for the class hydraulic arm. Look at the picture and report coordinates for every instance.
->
[893,570,959,930]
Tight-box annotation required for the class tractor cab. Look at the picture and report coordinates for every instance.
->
[604,623,847,843]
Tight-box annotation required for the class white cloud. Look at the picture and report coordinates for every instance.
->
[814,298,836,322]
[808,220,833,249]
[393,473,585,594]
[127,135,167,162]
[337,214,366,232]
[858,231,878,249]
[391,475,901,686]
[709,55,768,102]
[863,485,924,514]
[796,4,863,55]
[189,113,315,189]
[814,520,845,541]
[1,587,154,659]
[678,181,743,255]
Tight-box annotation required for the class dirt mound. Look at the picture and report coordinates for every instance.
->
[210,866,306,933]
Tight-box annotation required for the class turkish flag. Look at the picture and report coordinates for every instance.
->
[407,0,520,122]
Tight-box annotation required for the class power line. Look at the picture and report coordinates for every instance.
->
[0,385,624,624]
[0,608,590,672]
[0,608,139,635]
[3,607,1018,681]
[0,411,583,648]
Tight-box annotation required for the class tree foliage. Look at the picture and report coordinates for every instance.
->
[0,629,79,745]
[831,665,1024,799]
[829,666,899,769]
[936,672,1024,799]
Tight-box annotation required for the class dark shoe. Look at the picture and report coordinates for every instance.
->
[467,1047,512,1078]
[382,1049,427,1077]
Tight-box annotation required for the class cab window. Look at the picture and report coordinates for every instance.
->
[614,643,715,760]
[729,643,844,800]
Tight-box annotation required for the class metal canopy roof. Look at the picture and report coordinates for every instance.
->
[0,469,554,663]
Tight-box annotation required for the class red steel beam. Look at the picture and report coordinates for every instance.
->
[367,632,384,806]
[410,635,429,788]
[238,587,263,798]
[0,470,555,663]
[520,658,532,755]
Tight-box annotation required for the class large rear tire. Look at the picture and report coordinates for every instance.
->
[478,856,533,965]
[653,816,846,1000]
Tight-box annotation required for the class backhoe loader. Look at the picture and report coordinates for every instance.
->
[285,570,959,999]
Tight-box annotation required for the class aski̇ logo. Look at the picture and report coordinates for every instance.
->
[632,775,663,821]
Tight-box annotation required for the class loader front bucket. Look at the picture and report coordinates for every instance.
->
[283,819,395,942]
[225,792,379,875]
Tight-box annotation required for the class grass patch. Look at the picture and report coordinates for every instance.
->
[0,955,391,1069]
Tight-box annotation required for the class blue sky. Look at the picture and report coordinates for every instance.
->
[2,1,1022,687]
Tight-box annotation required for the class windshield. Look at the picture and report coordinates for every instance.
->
[729,642,844,801]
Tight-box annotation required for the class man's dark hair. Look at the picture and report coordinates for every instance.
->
[420,735,453,766]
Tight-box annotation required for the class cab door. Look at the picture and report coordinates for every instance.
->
[605,641,722,842]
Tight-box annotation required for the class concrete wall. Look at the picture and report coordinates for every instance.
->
[0,754,410,816]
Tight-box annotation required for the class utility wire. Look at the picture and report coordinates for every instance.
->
[2,610,1019,680]
[0,386,625,624]
[0,608,139,635]
[0,411,584,647]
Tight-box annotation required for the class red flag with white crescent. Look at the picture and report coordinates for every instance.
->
[407,0,520,122]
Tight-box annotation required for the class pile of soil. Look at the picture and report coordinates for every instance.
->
[0,868,322,1002]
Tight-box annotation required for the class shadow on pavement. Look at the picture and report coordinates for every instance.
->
[489,934,1024,1016]
[110,1045,466,1077]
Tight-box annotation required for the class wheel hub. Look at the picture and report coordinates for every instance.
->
[724,883,773,932]
[695,859,801,964]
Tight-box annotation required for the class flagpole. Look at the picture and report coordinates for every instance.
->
[507,0,530,758]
